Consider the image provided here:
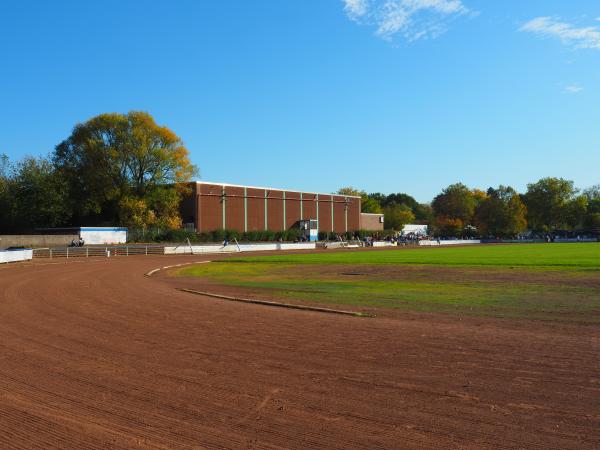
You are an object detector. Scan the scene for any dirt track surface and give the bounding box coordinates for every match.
[1,254,600,449]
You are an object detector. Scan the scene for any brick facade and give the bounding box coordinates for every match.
[180,182,361,234]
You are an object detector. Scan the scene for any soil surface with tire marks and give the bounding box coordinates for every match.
[1,253,599,449]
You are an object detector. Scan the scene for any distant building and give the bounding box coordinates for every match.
[402,224,428,236]
[37,227,128,245]
[180,181,362,234]
[359,213,385,231]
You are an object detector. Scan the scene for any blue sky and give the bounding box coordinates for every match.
[1,0,598,202]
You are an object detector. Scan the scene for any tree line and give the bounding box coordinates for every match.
[2,111,598,238]
[339,180,600,237]
[0,112,197,233]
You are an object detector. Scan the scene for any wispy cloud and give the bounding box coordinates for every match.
[344,0,369,20]
[520,16,600,50]
[564,84,584,94]
[342,0,472,42]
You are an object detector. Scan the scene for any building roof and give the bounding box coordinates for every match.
[194,181,362,199]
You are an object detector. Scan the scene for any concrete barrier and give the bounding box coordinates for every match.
[0,249,33,264]
[419,240,481,246]
[372,241,395,248]
[0,235,78,248]
[164,242,316,255]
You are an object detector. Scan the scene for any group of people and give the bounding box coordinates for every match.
[69,238,85,247]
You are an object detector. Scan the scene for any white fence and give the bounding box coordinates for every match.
[32,245,165,259]
[30,242,316,259]
[0,249,33,264]
[164,242,316,255]
[419,240,481,246]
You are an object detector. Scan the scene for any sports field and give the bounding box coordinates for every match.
[2,249,600,448]
[177,243,600,323]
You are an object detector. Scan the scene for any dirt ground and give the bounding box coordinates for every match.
[1,253,599,449]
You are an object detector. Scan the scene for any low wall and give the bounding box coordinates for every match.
[419,240,481,246]
[0,235,79,248]
[372,241,395,248]
[164,242,317,255]
[0,249,33,264]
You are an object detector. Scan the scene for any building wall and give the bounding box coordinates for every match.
[267,191,284,231]
[182,182,362,234]
[360,213,385,231]
[246,188,265,231]
[198,183,223,231]
[225,186,245,231]
[0,234,79,248]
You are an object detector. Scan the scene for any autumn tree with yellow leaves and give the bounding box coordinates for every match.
[53,111,197,229]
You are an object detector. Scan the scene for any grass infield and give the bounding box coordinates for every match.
[227,243,600,268]
[176,244,600,323]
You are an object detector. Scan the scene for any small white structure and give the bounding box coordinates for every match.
[402,224,428,236]
[79,227,128,245]
[419,239,481,246]
[0,249,33,264]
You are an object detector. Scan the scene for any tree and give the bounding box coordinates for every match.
[384,204,415,231]
[565,195,588,230]
[431,183,477,236]
[384,193,418,210]
[0,155,70,231]
[361,196,383,214]
[368,192,387,207]
[413,203,434,224]
[337,187,382,214]
[0,153,9,177]
[54,111,197,226]
[0,154,14,231]
[9,157,70,230]
[474,186,527,237]
[582,186,600,231]
[433,216,464,237]
[337,187,361,197]
[374,192,433,223]
[523,178,578,231]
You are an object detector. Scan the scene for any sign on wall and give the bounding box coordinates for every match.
[79,227,128,245]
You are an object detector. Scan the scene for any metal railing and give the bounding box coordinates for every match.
[32,245,166,259]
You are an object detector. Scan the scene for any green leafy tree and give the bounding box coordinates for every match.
[362,196,383,214]
[431,183,477,235]
[1,154,71,232]
[368,192,387,206]
[54,111,198,227]
[371,191,432,223]
[474,186,527,237]
[384,203,415,231]
[565,195,588,230]
[523,178,579,231]
[413,203,434,224]
[337,187,382,214]
[2,157,70,231]
[581,186,600,231]
[384,193,418,210]
[0,154,14,231]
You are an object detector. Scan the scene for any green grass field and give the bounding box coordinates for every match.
[227,243,600,268]
[176,244,600,323]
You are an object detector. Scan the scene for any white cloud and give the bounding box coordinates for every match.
[520,16,600,50]
[342,0,471,42]
[344,0,369,20]
[565,84,584,94]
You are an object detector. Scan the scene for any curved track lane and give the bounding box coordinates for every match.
[1,255,599,449]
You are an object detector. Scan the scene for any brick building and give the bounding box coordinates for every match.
[180,181,370,234]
